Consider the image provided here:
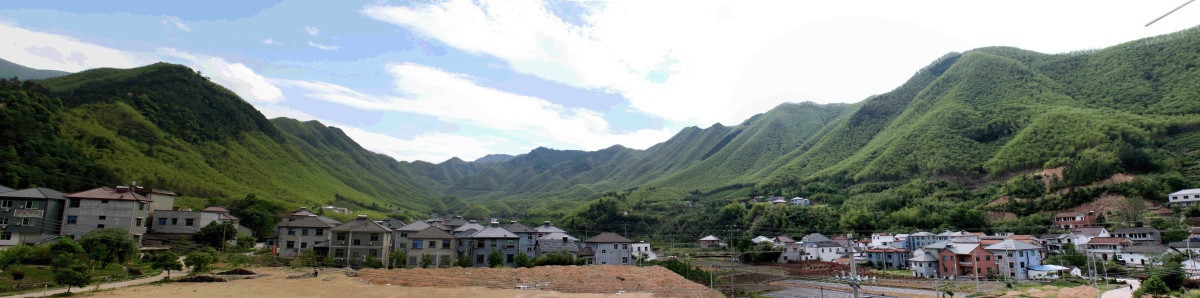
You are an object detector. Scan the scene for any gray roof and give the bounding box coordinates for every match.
[584,232,633,243]
[1072,227,1108,237]
[454,222,485,233]
[0,188,66,200]
[0,185,13,193]
[813,242,844,248]
[922,240,951,250]
[454,229,479,238]
[1122,244,1171,254]
[944,243,980,255]
[699,235,719,241]
[1111,227,1160,234]
[395,220,432,232]
[801,233,831,243]
[444,216,468,227]
[538,232,579,242]
[379,218,407,229]
[471,224,519,239]
[502,221,536,234]
[908,252,938,262]
[910,231,935,237]
[985,239,1041,251]
[1169,241,1200,249]
[534,222,566,234]
[278,216,336,229]
[331,216,392,233]
[409,226,455,239]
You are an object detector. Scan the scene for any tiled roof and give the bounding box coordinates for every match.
[1086,237,1129,245]
[538,232,578,242]
[774,236,796,243]
[395,220,432,232]
[409,226,455,239]
[316,216,341,225]
[985,239,1041,251]
[502,221,536,234]
[534,221,566,234]
[471,223,519,239]
[578,246,595,256]
[1072,227,1108,237]
[1054,211,1085,218]
[1170,188,1200,196]
[444,216,468,227]
[0,187,66,200]
[908,252,937,262]
[0,185,14,193]
[1190,227,1200,234]
[332,216,392,233]
[1168,241,1200,249]
[584,232,633,243]
[66,187,151,202]
[1111,227,1160,234]
[910,231,934,237]
[699,235,719,241]
[943,243,980,255]
[380,218,406,229]
[201,206,230,213]
[866,247,909,253]
[133,186,177,196]
[278,216,336,228]
[1122,244,1169,254]
[454,222,485,233]
[801,233,831,243]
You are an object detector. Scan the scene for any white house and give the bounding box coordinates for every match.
[1117,244,1172,267]
[1084,237,1132,261]
[1065,227,1110,252]
[1184,258,1200,278]
[1169,188,1200,207]
[870,233,895,248]
[777,242,803,263]
[808,241,849,262]
[985,239,1041,280]
[790,197,810,206]
[631,241,656,261]
[1028,265,1071,279]
[583,232,635,265]
[751,235,773,244]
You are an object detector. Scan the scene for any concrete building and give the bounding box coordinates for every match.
[870,233,896,248]
[406,226,457,267]
[536,232,581,256]
[502,221,537,256]
[391,220,431,251]
[467,221,520,267]
[632,241,656,261]
[985,239,1041,280]
[0,188,67,246]
[905,232,937,252]
[151,207,239,234]
[62,186,152,242]
[909,250,940,278]
[1110,227,1161,244]
[1169,188,1200,207]
[1084,237,1132,262]
[328,215,392,266]
[132,186,176,211]
[699,235,720,248]
[865,247,909,269]
[276,216,335,257]
[938,243,995,279]
[1117,244,1171,267]
[1053,211,1097,229]
[533,221,566,237]
[583,232,634,265]
[1064,227,1110,252]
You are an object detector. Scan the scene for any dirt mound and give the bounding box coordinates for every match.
[356,265,720,297]
[217,268,257,275]
[178,275,227,283]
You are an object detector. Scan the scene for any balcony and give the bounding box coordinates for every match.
[958,261,974,267]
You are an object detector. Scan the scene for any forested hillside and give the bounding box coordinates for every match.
[3,27,1200,241]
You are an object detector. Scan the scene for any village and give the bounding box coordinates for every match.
[0,183,1199,296]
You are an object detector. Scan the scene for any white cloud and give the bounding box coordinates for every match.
[280,62,675,152]
[0,23,146,72]
[304,26,320,36]
[340,127,494,162]
[157,48,285,103]
[363,0,1200,126]
[307,40,339,50]
[162,16,192,32]
[261,38,283,46]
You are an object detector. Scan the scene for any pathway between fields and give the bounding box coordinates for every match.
[2,258,189,298]
[1100,278,1140,298]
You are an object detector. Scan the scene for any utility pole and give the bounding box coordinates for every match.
[847,234,860,298]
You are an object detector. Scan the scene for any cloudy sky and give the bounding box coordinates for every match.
[1,1,1197,162]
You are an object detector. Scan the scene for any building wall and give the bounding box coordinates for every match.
[328,232,390,264]
[151,211,221,234]
[514,232,537,256]
[585,242,633,265]
[467,238,520,267]
[0,198,64,239]
[536,237,580,256]
[867,252,908,269]
[276,227,331,257]
[910,260,939,278]
[992,249,1040,280]
[146,193,175,211]
[62,200,149,240]
[406,238,457,267]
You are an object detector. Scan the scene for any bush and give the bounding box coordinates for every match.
[363,255,383,269]
[177,275,226,283]
[184,251,215,272]
[216,268,256,275]
[533,252,586,266]
[487,250,504,268]
[513,252,533,268]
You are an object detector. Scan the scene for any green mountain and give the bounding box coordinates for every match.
[1,63,464,216]
[0,58,68,80]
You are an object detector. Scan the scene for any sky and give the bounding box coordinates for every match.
[1,1,1198,163]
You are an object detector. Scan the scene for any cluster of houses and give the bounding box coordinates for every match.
[273,211,657,267]
[701,223,1200,281]
[0,184,247,248]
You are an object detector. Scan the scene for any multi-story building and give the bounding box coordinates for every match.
[0,187,67,246]
[502,221,537,256]
[151,207,238,234]
[583,232,634,265]
[467,221,520,267]
[865,247,909,269]
[1053,211,1097,229]
[132,186,176,211]
[905,232,937,252]
[276,215,335,257]
[1169,188,1200,207]
[328,215,392,266]
[908,249,940,278]
[1110,227,1161,244]
[937,243,995,279]
[391,220,431,251]
[62,186,152,242]
[533,221,566,237]
[535,232,580,256]
[985,239,1041,280]
[1084,237,1132,262]
[406,226,457,267]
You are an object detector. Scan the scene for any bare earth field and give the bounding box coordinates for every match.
[90,266,721,298]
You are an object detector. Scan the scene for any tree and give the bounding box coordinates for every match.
[363,255,383,269]
[150,252,182,279]
[388,250,407,269]
[79,228,139,268]
[193,222,238,249]
[513,252,532,268]
[53,263,92,293]
[487,249,504,268]
[455,253,472,268]
[463,205,490,220]
[420,254,434,268]
[230,194,282,238]
[1140,275,1170,297]
[48,238,84,258]
[0,244,32,270]
[1159,261,1186,290]
[438,256,452,268]
[184,251,214,272]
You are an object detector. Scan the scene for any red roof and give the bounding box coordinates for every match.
[1087,237,1130,245]
[866,247,909,253]
[66,187,151,202]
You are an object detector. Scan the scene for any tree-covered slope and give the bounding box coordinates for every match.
[0,58,68,80]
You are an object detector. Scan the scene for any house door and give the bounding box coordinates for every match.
[1102,254,1108,261]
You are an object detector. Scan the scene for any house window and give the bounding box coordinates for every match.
[98,215,106,221]
[476,255,485,263]
[506,239,515,248]
[334,249,345,257]
[316,229,324,236]
[623,257,629,264]
[506,254,514,263]
[67,216,78,224]
[353,239,361,246]
[429,241,436,249]
[158,218,166,225]
[288,229,296,235]
[68,200,79,208]
[613,244,618,249]
[370,234,380,242]
[171,218,178,225]
[101,200,108,204]
[286,241,295,248]
[337,233,347,240]
[23,201,35,209]
[1,200,10,208]
[137,203,145,210]
[20,218,30,226]
[622,244,628,249]
[0,233,9,241]
[369,249,378,256]
[135,218,143,226]
[442,240,451,249]
[0,218,6,224]
[97,224,105,228]
[985,255,990,261]
[184,219,194,226]
[301,229,309,236]
[413,240,422,249]
[477,240,484,248]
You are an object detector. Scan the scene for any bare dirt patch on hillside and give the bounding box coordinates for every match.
[1061,193,1150,215]
[357,265,721,297]
[986,210,1018,221]
[92,267,666,298]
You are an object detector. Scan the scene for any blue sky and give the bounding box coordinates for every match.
[1,1,1198,162]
